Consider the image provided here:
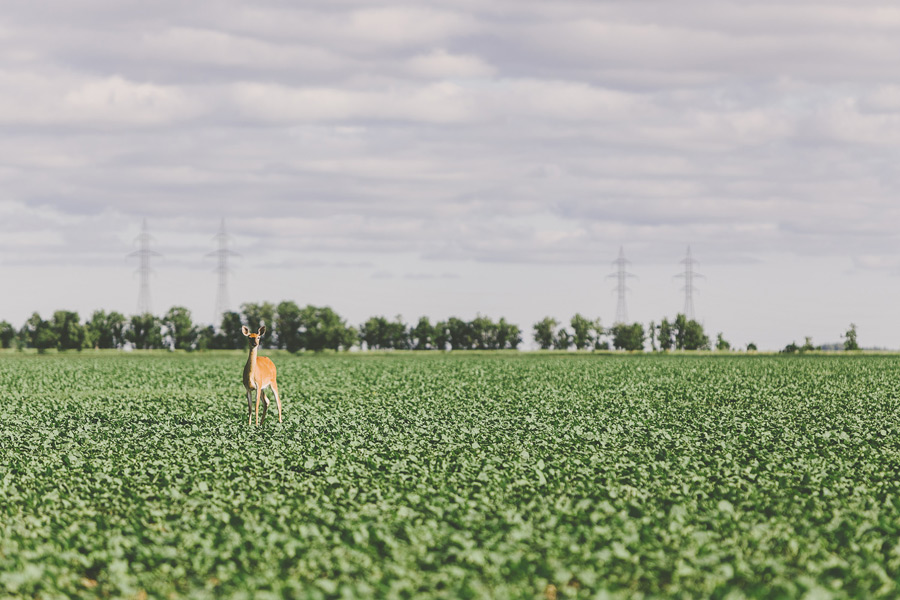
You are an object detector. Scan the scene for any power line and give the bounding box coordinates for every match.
[128,219,160,315]
[208,218,239,326]
[608,246,636,324]
[675,245,703,320]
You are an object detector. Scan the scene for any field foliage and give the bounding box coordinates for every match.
[2,352,900,598]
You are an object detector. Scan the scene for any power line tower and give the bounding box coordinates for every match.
[128,219,160,315]
[676,245,703,320]
[209,218,238,327]
[608,246,635,324]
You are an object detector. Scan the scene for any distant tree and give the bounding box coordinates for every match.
[747,342,758,352]
[298,305,356,352]
[570,314,594,350]
[361,315,405,351]
[553,327,573,350]
[83,320,99,349]
[275,301,303,352]
[195,325,217,351]
[671,314,709,351]
[800,336,815,353]
[241,302,276,348]
[217,311,246,349]
[85,310,127,349]
[384,315,409,350]
[591,319,606,350]
[21,312,57,353]
[682,320,710,351]
[533,317,558,350]
[126,313,164,349]
[410,316,434,350]
[715,332,731,352]
[497,318,522,350]
[611,322,645,351]
[648,320,657,352]
[658,318,673,351]
[782,341,800,354]
[447,317,473,350]
[470,315,499,350]
[673,314,688,350]
[433,320,450,351]
[342,325,359,351]
[843,323,859,351]
[51,311,86,351]
[163,306,198,350]
[341,324,359,351]
[0,321,17,349]
[360,316,390,350]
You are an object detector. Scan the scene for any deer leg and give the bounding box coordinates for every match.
[255,387,262,426]
[272,381,282,423]
[260,389,270,425]
[246,389,253,426]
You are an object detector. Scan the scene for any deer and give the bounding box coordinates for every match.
[242,325,282,426]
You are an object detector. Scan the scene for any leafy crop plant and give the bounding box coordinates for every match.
[2,352,900,598]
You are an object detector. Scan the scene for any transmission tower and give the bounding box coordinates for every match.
[675,245,703,320]
[208,218,239,326]
[128,219,160,315]
[608,246,635,324]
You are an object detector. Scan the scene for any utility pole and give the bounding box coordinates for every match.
[608,246,635,324]
[676,245,703,320]
[209,218,238,327]
[128,219,159,315]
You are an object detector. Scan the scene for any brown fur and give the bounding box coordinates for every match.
[242,325,282,425]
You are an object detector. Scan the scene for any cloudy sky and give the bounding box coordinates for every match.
[2,0,900,350]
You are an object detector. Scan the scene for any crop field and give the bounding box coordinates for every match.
[3,352,900,599]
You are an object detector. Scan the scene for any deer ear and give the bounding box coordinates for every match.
[241,326,250,336]
[258,325,266,336]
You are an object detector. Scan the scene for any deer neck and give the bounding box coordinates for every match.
[245,345,259,380]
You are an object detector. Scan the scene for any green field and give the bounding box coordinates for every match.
[2,352,900,599]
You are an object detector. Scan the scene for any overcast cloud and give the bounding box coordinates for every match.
[2,1,900,349]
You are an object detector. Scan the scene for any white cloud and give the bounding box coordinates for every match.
[63,76,199,124]
[201,5,481,53]
[343,7,480,48]
[859,85,900,113]
[0,71,199,126]
[406,49,495,79]
[139,27,348,72]
[230,81,475,123]
[853,254,900,272]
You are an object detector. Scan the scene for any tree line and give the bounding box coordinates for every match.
[533,315,861,353]
[532,313,713,351]
[0,303,524,353]
[0,303,861,353]
[0,304,711,353]
[780,324,859,353]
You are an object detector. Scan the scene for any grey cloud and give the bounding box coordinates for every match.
[403,272,460,280]
[255,259,374,269]
[2,0,900,273]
